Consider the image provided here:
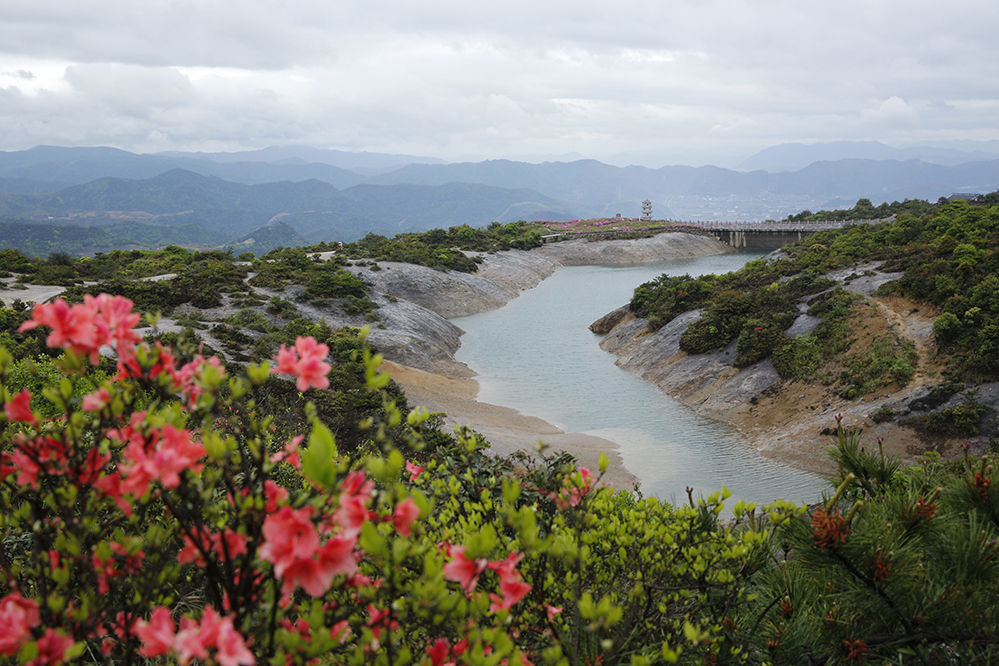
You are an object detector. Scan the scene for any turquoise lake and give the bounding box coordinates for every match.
[452,252,830,506]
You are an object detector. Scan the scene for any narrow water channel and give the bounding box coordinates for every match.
[452,252,830,506]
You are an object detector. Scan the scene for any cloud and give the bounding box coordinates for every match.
[862,96,920,128]
[0,0,998,164]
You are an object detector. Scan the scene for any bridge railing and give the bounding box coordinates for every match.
[537,217,894,242]
[694,218,893,232]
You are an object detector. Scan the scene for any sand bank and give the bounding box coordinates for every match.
[381,360,639,490]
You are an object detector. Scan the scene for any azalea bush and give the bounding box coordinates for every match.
[6,294,999,666]
[1,294,799,666]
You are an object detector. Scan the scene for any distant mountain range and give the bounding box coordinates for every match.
[1,143,999,256]
[737,140,999,172]
[0,167,567,255]
[154,145,447,175]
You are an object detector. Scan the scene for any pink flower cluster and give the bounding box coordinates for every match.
[273,337,331,391]
[259,505,357,597]
[552,467,594,510]
[256,471,424,598]
[0,593,40,657]
[19,294,140,364]
[178,528,248,567]
[147,344,227,405]
[443,547,532,613]
[135,606,254,666]
[1,292,536,664]
[109,418,206,498]
[0,593,73,666]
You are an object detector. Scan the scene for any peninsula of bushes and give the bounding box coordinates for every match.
[629,195,999,423]
[2,198,999,664]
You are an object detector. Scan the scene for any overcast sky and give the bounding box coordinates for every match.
[1,0,998,167]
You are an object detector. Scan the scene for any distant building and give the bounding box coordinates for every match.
[946,193,982,203]
[641,199,652,221]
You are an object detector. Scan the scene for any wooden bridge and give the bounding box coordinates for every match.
[542,218,893,252]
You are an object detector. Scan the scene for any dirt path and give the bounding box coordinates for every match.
[868,295,940,385]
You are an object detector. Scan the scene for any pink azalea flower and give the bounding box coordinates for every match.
[82,385,112,412]
[9,448,42,488]
[546,604,563,622]
[4,390,37,426]
[20,294,140,365]
[260,506,321,579]
[260,505,356,597]
[119,424,205,496]
[215,619,255,666]
[443,546,489,593]
[392,498,421,538]
[269,435,303,469]
[155,425,206,488]
[87,293,141,351]
[93,472,132,516]
[274,344,299,376]
[174,618,209,666]
[335,471,374,538]
[487,551,523,578]
[489,575,532,613]
[270,336,331,391]
[196,607,224,652]
[264,480,288,513]
[135,607,176,658]
[177,533,206,566]
[330,620,351,643]
[553,467,594,510]
[427,638,451,666]
[405,460,424,481]
[20,299,99,360]
[30,629,76,666]
[0,593,40,657]
[292,336,331,391]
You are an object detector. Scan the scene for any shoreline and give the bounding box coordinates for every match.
[382,359,640,490]
[368,234,748,491]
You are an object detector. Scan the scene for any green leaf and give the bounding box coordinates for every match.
[301,422,338,490]
[247,361,270,385]
[63,642,86,661]
[359,522,389,560]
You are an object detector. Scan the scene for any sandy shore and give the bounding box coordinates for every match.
[381,360,640,490]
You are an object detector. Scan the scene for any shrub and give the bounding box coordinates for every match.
[1,295,792,666]
[734,319,785,367]
[305,268,367,300]
[933,311,962,346]
[772,333,821,379]
[224,308,271,333]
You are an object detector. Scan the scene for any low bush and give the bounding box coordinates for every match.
[7,296,999,666]
[0,294,791,666]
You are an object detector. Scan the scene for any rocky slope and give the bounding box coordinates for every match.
[596,262,998,474]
